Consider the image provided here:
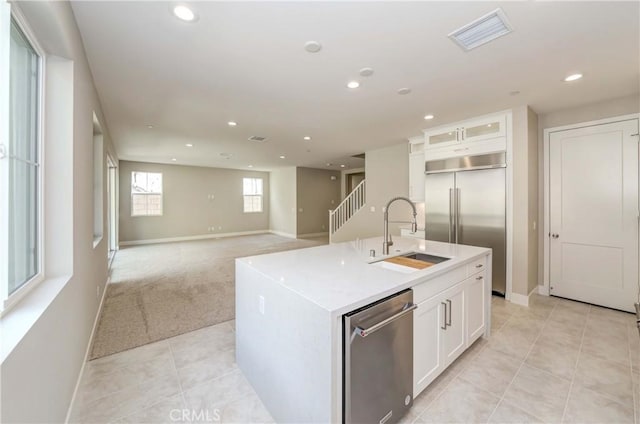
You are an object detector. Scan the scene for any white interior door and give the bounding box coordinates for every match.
[549,119,639,312]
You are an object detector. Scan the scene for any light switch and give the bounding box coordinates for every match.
[370,206,375,212]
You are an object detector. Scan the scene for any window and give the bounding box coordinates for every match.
[131,172,163,216]
[93,113,103,243]
[243,178,263,213]
[5,17,42,297]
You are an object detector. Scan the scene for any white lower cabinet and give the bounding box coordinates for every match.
[413,295,444,395]
[440,282,466,365]
[413,259,488,397]
[465,271,486,342]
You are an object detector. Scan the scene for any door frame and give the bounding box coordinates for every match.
[542,113,640,296]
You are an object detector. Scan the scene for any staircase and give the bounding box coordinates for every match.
[329,180,365,243]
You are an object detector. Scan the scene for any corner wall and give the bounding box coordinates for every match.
[331,143,410,243]
[269,167,297,237]
[296,167,340,236]
[118,161,270,243]
[511,105,539,298]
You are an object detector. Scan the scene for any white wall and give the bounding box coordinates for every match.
[296,167,341,236]
[511,106,539,297]
[332,143,410,244]
[269,167,297,237]
[1,2,117,422]
[536,94,640,290]
[119,160,270,242]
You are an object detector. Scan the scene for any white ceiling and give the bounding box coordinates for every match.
[70,1,639,171]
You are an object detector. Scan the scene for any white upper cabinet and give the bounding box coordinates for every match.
[408,136,425,202]
[423,113,508,155]
[460,115,506,143]
[426,129,459,148]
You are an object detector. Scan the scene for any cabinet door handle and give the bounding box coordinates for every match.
[441,302,447,330]
[476,276,483,280]
[446,299,452,326]
[475,264,483,268]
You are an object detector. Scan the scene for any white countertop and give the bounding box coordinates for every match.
[237,236,491,317]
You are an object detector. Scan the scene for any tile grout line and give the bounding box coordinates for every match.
[71,341,175,419]
[558,304,590,424]
[413,299,521,424]
[167,340,188,411]
[484,298,557,423]
[411,339,492,423]
[630,322,638,424]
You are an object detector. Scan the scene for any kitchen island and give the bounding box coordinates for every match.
[235,236,492,423]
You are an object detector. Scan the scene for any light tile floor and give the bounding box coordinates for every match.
[69,295,639,423]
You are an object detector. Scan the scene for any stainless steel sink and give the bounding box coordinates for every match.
[370,252,450,274]
[399,252,450,264]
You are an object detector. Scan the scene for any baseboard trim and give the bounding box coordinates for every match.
[65,275,110,423]
[509,292,529,307]
[510,286,538,307]
[119,230,270,246]
[297,232,328,238]
[538,285,549,296]
[268,230,297,239]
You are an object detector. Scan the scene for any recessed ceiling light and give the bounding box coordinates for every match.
[359,67,374,77]
[564,73,583,82]
[248,165,253,168]
[304,41,322,53]
[340,164,346,168]
[279,155,286,159]
[185,143,193,147]
[171,158,177,161]
[346,81,360,89]
[303,136,311,141]
[173,5,196,22]
[228,121,237,126]
[147,125,153,129]
[326,163,332,166]
[397,88,411,95]
[424,114,435,120]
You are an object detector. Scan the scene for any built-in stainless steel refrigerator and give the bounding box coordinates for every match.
[424,153,507,295]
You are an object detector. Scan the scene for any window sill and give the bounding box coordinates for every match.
[0,275,71,363]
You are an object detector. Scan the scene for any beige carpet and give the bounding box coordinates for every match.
[89,233,327,359]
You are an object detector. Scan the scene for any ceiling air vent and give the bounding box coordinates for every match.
[448,8,513,51]
[248,136,267,143]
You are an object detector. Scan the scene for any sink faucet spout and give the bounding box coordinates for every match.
[382,196,417,255]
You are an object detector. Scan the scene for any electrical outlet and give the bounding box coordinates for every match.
[370,206,375,212]
[218,226,222,230]
[533,221,537,230]
[259,295,265,315]
[96,285,100,299]
[321,224,325,230]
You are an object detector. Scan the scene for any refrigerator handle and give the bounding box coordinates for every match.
[448,188,454,243]
[455,188,461,244]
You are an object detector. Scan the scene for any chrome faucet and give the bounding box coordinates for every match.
[383,197,418,255]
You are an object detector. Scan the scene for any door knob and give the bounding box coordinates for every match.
[552,234,559,239]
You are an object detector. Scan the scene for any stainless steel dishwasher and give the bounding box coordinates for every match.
[343,289,416,424]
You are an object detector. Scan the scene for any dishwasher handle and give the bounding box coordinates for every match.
[354,303,418,338]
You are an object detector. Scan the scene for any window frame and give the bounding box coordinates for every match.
[0,5,46,311]
[242,177,263,214]
[130,171,163,217]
